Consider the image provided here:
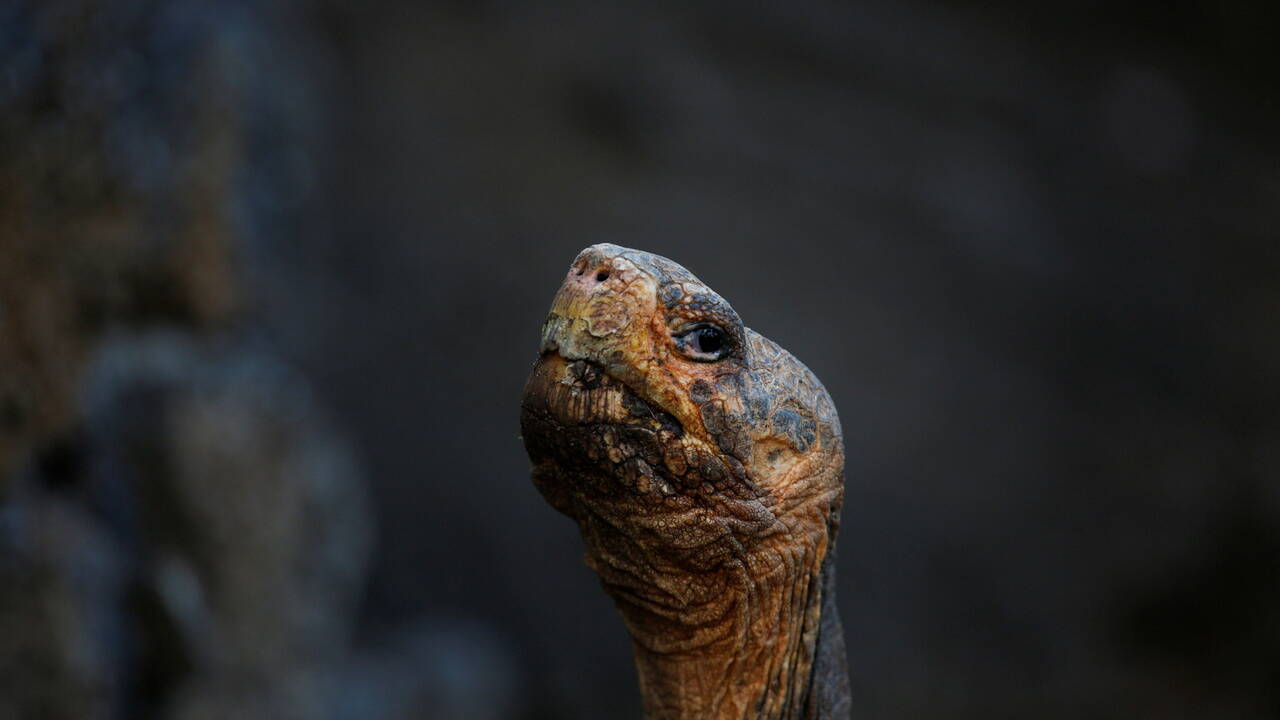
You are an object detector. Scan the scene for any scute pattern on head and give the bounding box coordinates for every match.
[521,244,848,720]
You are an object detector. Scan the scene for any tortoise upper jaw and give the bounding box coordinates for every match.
[537,247,658,364]
[538,313,566,355]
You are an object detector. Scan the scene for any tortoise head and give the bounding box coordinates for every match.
[522,242,843,569]
[520,243,848,719]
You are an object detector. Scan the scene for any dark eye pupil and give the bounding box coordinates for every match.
[694,327,723,354]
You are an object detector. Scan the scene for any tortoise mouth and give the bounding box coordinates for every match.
[521,352,686,499]
[523,351,682,438]
[521,352,761,509]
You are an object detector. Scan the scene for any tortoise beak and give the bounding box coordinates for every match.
[538,245,647,360]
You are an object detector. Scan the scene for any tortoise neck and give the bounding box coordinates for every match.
[603,534,842,720]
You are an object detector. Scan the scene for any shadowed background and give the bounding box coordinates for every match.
[2,1,1279,718]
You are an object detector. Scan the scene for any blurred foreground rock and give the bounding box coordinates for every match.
[83,335,374,719]
[1,1,390,718]
[1,334,377,720]
[0,497,125,720]
[0,0,530,718]
[0,0,247,489]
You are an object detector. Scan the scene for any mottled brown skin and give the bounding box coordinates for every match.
[521,244,850,720]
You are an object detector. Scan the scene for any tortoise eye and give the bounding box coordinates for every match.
[675,324,729,362]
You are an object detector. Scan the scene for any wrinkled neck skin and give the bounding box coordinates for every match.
[612,477,845,720]
[529,443,844,720]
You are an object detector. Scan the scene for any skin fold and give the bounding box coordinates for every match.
[520,244,850,720]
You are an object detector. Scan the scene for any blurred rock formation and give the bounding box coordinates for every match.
[0,0,243,490]
[83,335,373,719]
[0,1,377,718]
[0,496,125,720]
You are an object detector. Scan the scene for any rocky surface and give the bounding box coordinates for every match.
[0,496,125,720]
[0,2,375,718]
[82,335,373,718]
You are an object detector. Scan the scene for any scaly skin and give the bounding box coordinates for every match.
[520,244,850,720]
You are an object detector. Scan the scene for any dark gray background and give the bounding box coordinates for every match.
[8,0,1279,718]
[245,1,1279,717]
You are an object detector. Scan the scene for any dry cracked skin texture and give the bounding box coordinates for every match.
[520,244,851,720]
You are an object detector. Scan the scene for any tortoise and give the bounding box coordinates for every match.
[521,244,849,719]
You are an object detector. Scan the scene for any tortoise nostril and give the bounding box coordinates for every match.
[596,270,610,282]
